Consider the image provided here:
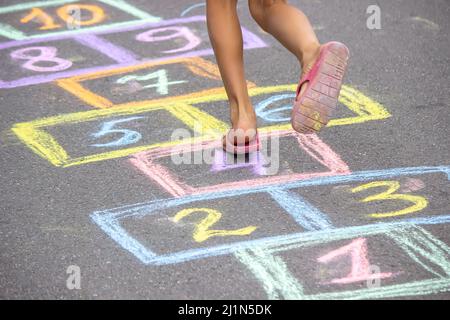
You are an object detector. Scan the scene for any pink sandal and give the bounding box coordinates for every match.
[222,129,260,154]
[292,41,350,133]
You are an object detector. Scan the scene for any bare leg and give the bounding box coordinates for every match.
[248,0,321,95]
[206,0,256,139]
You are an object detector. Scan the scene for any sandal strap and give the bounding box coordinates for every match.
[295,44,329,99]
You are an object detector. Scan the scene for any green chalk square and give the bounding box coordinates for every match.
[0,0,160,40]
[241,224,450,299]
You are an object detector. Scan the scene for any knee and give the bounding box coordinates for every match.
[248,0,287,26]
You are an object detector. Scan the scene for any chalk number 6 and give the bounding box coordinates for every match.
[351,180,428,218]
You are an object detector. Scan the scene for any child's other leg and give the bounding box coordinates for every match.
[206,0,256,136]
[249,0,349,133]
[248,0,321,96]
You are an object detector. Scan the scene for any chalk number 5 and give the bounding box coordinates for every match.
[351,180,428,218]
[90,117,144,148]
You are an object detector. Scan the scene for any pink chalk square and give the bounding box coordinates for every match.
[129,129,351,197]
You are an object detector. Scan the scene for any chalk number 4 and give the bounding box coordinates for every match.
[351,180,428,218]
[116,69,187,95]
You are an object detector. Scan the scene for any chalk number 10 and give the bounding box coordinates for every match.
[20,4,105,30]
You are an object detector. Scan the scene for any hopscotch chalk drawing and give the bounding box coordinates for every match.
[4,0,450,300]
[91,165,450,298]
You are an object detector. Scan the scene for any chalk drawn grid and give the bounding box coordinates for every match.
[0,15,267,88]
[90,165,450,298]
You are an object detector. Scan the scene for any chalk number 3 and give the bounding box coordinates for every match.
[351,180,428,218]
[173,208,257,243]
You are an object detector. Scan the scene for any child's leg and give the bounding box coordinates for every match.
[206,0,256,134]
[248,0,349,134]
[248,0,321,95]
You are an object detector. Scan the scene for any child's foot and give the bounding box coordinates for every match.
[223,128,260,154]
[292,41,350,133]
[222,108,259,154]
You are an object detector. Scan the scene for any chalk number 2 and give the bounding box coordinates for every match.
[351,180,428,218]
[173,208,257,243]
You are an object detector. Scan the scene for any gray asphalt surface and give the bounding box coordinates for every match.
[1,0,450,299]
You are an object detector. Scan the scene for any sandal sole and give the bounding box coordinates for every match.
[292,42,349,134]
